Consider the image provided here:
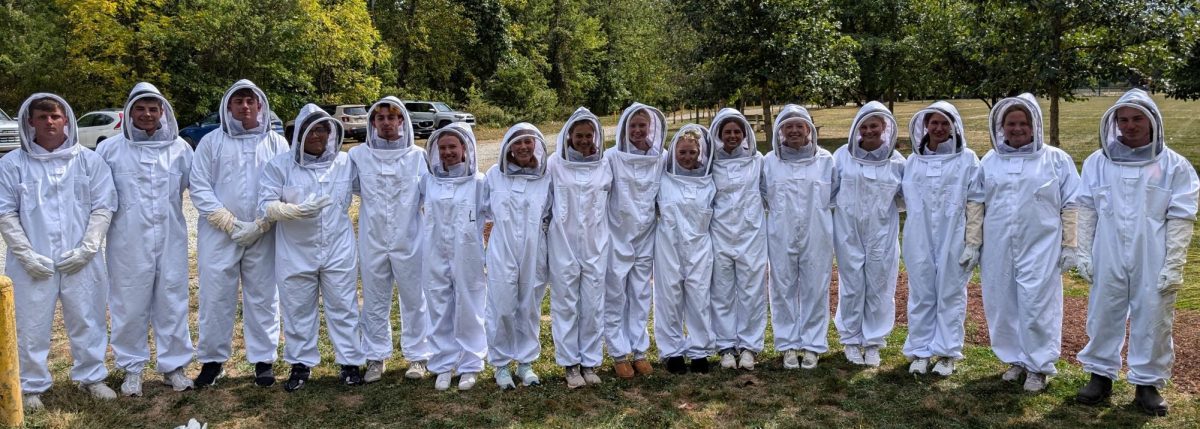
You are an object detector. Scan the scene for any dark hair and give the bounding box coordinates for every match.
[230,88,258,100]
[298,116,334,144]
[569,120,595,135]
[719,118,745,134]
[28,97,64,114]
[1002,105,1032,125]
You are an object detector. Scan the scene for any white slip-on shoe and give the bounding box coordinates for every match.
[434,372,452,391]
[364,360,385,383]
[908,358,929,375]
[83,382,117,400]
[163,368,194,392]
[1002,364,1024,382]
[121,372,143,397]
[864,347,882,367]
[844,346,865,365]
[1023,372,1048,392]
[406,361,428,380]
[516,363,540,386]
[783,350,800,369]
[931,358,955,376]
[458,372,477,390]
[738,350,756,370]
[801,351,819,369]
[720,351,737,369]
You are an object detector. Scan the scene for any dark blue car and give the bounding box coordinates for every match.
[181,111,286,148]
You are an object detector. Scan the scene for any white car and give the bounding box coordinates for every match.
[0,108,18,152]
[76,109,123,149]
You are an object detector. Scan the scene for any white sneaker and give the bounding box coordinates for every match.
[406,361,428,380]
[364,360,385,383]
[782,350,800,369]
[121,372,143,397]
[720,351,737,369]
[844,346,865,365]
[565,366,585,389]
[23,393,43,411]
[1023,372,1047,392]
[864,347,881,367]
[163,368,194,392]
[458,372,477,390]
[1002,365,1024,382]
[801,351,819,369]
[434,372,452,391]
[516,363,540,386]
[908,358,929,374]
[83,382,117,400]
[495,366,516,390]
[581,367,602,385]
[931,358,955,376]
[738,350,756,370]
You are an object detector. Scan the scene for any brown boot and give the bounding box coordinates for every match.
[632,358,652,375]
[614,361,635,379]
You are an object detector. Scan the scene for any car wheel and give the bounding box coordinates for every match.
[97,137,106,147]
[183,136,196,148]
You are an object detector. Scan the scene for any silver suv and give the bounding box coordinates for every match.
[0,108,19,152]
[401,101,475,139]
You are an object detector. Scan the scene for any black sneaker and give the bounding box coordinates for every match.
[690,357,710,374]
[254,362,276,387]
[284,364,311,393]
[341,365,364,386]
[665,356,687,375]
[193,362,224,388]
[1075,373,1112,405]
[1133,385,1168,416]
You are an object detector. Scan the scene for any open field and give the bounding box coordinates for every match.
[8,95,1200,428]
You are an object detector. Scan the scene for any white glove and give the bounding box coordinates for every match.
[265,195,332,221]
[959,202,984,269]
[1159,218,1194,295]
[0,213,55,279]
[55,209,112,275]
[1058,207,1079,270]
[958,246,981,270]
[1075,207,1097,284]
[1058,246,1078,271]
[206,208,238,236]
[231,219,271,247]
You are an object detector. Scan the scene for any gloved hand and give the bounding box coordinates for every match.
[959,201,984,269]
[1058,207,1079,270]
[1159,218,1194,295]
[207,208,238,235]
[231,218,272,247]
[1158,271,1182,295]
[958,246,981,269]
[55,209,112,275]
[265,195,332,221]
[0,213,56,279]
[1076,256,1093,284]
[1058,246,1078,270]
[1075,207,1097,284]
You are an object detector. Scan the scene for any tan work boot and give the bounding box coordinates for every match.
[614,360,635,379]
[632,358,652,375]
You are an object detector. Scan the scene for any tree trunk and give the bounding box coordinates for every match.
[760,78,772,145]
[1049,87,1060,147]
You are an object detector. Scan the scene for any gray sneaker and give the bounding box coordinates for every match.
[82,382,117,400]
[565,366,585,389]
[364,360,385,383]
[581,367,602,385]
[405,361,428,380]
[23,393,43,411]
[163,368,194,392]
[121,372,143,397]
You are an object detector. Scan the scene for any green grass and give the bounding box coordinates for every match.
[14,96,1200,428]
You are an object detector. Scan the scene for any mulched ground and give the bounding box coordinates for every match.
[828,270,1200,393]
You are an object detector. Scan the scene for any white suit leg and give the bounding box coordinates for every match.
[321,261,365,366]
[359,252,396,361]
[395,261,433,362]
[579,266,606,367]
[624,257,654,357]
[426,279,457,374]
[485,272,516,367]
[196,226,242,363]
[684,260,716,359]
[768,249,800,351]
[1127,269,1176,388]
[931,270,968,360]
[240,236,281,364]
[862,250,898,347]
[797,261,832,353]
[551,265,582,366]
[602,265,633,358]
[902,256,936,359]
[1077,263,1129,380]
[981,245,1023,367]
[109,265,155,372]
[152,267,196,374]
[1016,257,1063,375]
[735,253,768,353]
[834,264,866,347]
[710,254,738,351]
[455,283,487,374]
[517,280,548,364]
[653,260,686,358]
[61,270,110,385]
[14,276,59,393]
[279,269,321,367]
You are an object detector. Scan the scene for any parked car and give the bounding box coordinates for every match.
[180,111,286,148]
[76,109,123,149]
[284,104,369,142]
[401,101,475,139]
[0,108,19,152]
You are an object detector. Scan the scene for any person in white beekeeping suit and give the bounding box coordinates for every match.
[707,108,768,371]
[900,101,981,376]
[259,104,364,392]
[968,93,1080,392]
[603,103,666,379]
[548,108,613,389]
[764,104,838,371]
[0,94,119,410]
[420,124,487,391]
[654,124,717,375]
[349,97,433,383]
[1073,89,1199,416]
[97,82,196,396]
[833,101,905,368]
[481,124,553,390]
[190,80,289,388]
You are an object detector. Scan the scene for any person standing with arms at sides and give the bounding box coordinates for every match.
[481,124,553,390]
[349,97,433,383]
[190,80,289,388]
[98,82,196,396]
[604,103,667,378]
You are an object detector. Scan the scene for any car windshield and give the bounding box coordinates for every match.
[203,113,220,125]
[434,102,452,112]
[346,106,368,116]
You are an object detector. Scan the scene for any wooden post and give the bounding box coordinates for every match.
[0,276,23,426]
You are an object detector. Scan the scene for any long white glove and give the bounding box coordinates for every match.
[958,202,984,269]
[231,218,272,247]
[1159,218,1194,295]
[0,212,55,279]
[265,195,332,221]
[1058,207,1079,270]
[56,209,113,275]
[1075,206,1097,284]
[207,208,238,236]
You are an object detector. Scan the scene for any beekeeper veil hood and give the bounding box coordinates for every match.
[366,96,414,150]
[848,101,898,163]
[500,123,548,177]
[909,101,965,156]
[123,82,179,146]
[290,103,343,169]
[17,92,79,160]
[709,108,756,159]
[1098,88,1164,165]
[219,79,274,138]
[557,107,603,162]
[989,93,1044,156]
[665,124,713,177]
[773,104,817,161]
[427,122,477,178]
[616,103,666,155]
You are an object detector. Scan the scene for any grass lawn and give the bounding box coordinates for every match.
[13,95,1200,428]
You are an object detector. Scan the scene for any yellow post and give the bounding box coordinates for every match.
[0,276,23,427]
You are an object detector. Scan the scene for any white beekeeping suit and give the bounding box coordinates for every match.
[653,124,717,374]
[0,93,118,404]
[763,105,837,370]
[189,79,289,385]
[899,101,981,376]
[603,102,666,377]
[481,123,553,390]
[420,124,487,391]
[1074,89,1199,415]
[259,104,364,391]
[833,101,904,367]
[973,93,1080,392]
[97,82,196,395]
[349,97,432,381]
[707,108,768,370]
[548,107,612,388]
